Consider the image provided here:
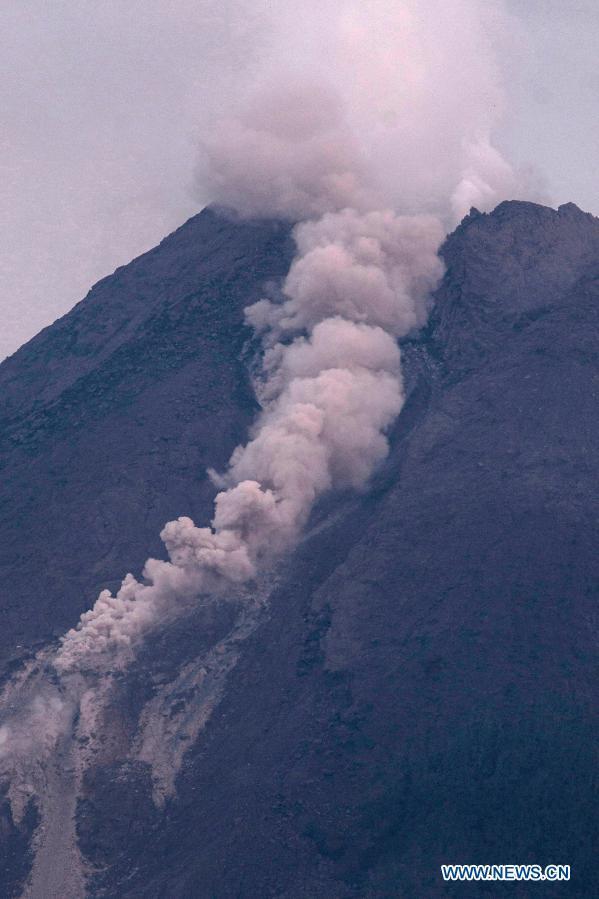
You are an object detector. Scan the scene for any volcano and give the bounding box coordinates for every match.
[0,200,597,897]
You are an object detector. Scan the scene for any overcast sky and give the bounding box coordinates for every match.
[2,0,599,361]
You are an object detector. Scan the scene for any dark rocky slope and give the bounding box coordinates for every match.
[0,209,294,663]
[0,201,597,897]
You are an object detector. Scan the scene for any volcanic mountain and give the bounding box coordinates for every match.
[0,200,597,897]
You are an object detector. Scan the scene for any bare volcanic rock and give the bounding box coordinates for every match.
[0,208,294,662]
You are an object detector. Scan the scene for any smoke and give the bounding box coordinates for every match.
[51,0,529,673]
[249,210,444,339]
[10,1,599,362]
[0,685,73,766]
[56,213,442,672]
[198,0,531,224]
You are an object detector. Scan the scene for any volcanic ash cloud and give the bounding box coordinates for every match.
[55,0,528,672]
[56,209,443,672]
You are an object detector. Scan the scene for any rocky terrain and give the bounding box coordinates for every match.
[0,200,597,896]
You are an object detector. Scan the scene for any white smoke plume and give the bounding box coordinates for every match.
[248,210,444,339]
[53,0,530,674]
[0,692,71,760]
[56,213,442,672]
[198,0,531,224]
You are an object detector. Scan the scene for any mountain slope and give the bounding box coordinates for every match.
[1,201,597,897]
[0,209,294,663]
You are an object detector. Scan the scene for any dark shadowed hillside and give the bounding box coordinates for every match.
[0,201,597,897]
[0,209,294,663]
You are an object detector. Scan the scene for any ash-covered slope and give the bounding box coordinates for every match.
[1,201,598,897]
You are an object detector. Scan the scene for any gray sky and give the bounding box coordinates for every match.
[1,0,598,361]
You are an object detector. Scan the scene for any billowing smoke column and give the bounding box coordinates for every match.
[196,0,530,223]
[56,211,443,672]
[55,0,529,673]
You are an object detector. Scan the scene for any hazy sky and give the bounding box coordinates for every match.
[1,0,598,361]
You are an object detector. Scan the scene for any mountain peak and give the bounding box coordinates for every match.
[432,199,599,371]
